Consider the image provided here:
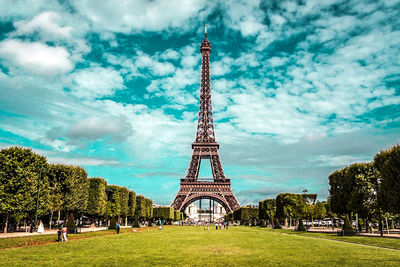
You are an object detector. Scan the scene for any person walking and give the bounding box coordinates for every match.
[57,225,62,242]
[116,222,121,234]
[61,225,68,242]
[215,222,218,230]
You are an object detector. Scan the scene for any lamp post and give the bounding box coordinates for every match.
[374,176,383,237]
[32,165,44,232]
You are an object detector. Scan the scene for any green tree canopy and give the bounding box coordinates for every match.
[135,195,146,219]
[259,199,275,222]
[153,207,174,220]
[0,147,49,218]
[374,144,400,213]
[86,177,107,217]
[119,186,130,219]
[275,193,305,220]
[128,190,136,218]
[61,165,89,214]
[106,185,121,218]
[328,163,376,218]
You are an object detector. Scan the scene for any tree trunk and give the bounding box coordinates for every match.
[49,211,53,230]
[284,218,287,227]
[385,217,390,234]
[392,219,395,231]
[57,210,61,226]
[365,218,369,233]
[91,216,95,228]
[125,217,128,226]
[3,213,9,234]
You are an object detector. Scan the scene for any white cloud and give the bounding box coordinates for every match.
[0,0,65,20]
[48,156,119,166]
[67,116,132,142]
[160,49,180,60]
[71,0,207,33]
[268,56,288,67]
[310,154,372,167]
[135,52,175,76]
[13,11,72,38]
[70,66,124,99]
[0,39,74,75]
[220,0,267,37]
[239,18,265,37]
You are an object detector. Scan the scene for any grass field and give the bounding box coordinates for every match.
[1,226,400,266]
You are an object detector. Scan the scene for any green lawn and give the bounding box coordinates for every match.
[1,226,400,266]
[276,228,400,250]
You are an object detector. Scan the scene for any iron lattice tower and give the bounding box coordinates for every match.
[171,26,240,213]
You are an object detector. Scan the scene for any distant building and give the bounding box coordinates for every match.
[184,202,226,222]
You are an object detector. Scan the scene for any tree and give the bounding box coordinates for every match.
[153,207,174,221]
[275,193,305,226]
[0,147,49,233]
[62,165,89,217]
[374,144,400,213]
[233,207,258,225]
[328,168,349,216]
[128,191,136,224]
[145,198,153,220]
[314,201,327,220]
[106,185,121,222]
[134,195,146,221]
[259,199,276,225]
[86,178,107,227]
[119,187,129,225]
[47,164,65,229]
[329,162,377,231]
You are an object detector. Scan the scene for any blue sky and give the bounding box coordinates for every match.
[0,0,399,205]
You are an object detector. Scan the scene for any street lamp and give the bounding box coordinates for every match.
[374,177,383,237]
[32,165,45,232]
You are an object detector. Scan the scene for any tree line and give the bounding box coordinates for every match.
[328,144,400,233]
[225,193,327,228]
[225,144,400,234]
[0,146,154,234]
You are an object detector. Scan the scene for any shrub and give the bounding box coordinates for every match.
[109,217,116,230]
[132,219,139,228]
[273,218,282,229]
[297,219,306,231]
[341,215,355,236]
[66,213,77,233]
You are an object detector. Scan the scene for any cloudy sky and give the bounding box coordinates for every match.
[0,0,399,205]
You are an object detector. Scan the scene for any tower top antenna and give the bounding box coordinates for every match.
[204,24,207,39]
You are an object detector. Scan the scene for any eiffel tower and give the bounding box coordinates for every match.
[171,26,240,213]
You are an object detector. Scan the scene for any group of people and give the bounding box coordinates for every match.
[215,221,228,230]
[202,221,229,230]
[57,226,68,242]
